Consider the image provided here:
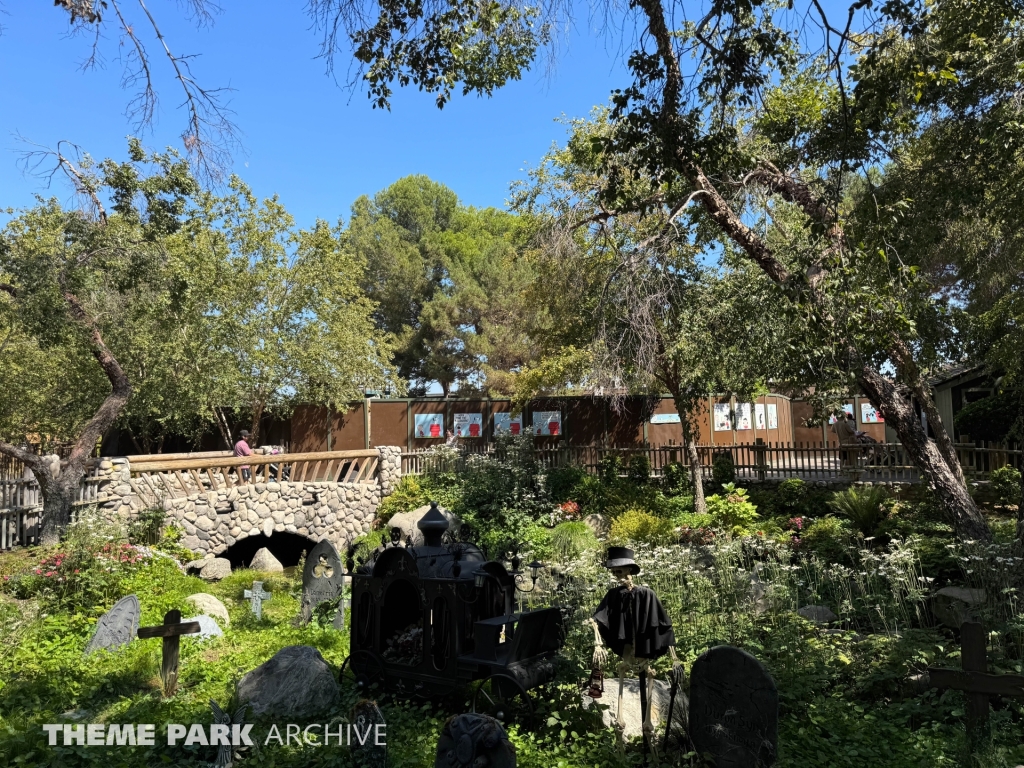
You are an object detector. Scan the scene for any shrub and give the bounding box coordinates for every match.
[551,521,600,561]
[828,485,890,537]
[609,509,676,546]
[573,474,605,513]
[546,464,587,503]
[799,516,853,563]
[627,453,651,485]
[705,483,760,534]
[127,507,166,545]
[661,461,691,496]
[711,452,736,486]
[990,466,1022,508]
[777,478,807,511]
[599,453,623,484]
[376,475,429,524]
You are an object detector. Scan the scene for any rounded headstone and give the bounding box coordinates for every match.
[84,595,140,655]
[236,645,340,718]
[932,587,986,628]
[186,593,230,626]
[199,558,232,581]
[184,614,224,640]
[300,539,344,624]
[435,714,515,768]
[249,547,284,573]
[797,605,838,624]
[689,645,778,768]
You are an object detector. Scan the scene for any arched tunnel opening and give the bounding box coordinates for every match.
[222,532,319,570]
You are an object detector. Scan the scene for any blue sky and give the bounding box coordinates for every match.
[1,3,634,226]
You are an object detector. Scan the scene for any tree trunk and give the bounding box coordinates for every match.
[38,476,79,547]
[683,423,707,515]
[858,365,991,541]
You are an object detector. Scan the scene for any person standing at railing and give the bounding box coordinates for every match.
[832,411,858,468]
[234,430,254,481]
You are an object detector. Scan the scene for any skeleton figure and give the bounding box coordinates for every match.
[591,546,681,756]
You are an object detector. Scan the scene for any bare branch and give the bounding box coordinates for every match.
[15,138,107,224]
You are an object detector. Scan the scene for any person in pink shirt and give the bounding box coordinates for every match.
[234,429,254,481]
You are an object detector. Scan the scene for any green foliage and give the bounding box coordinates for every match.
[661,461,691,496]
[711,452,737,487]
[545,464,587,504]
[626,453,651,485]
[828,485,891,538]
[598,453,622,484]
[550,521,599,561]
[990,466,1022,508]
[799,516,853,564]
[126,507,166,546]
[376,474,429,524]
[608,509,676,547]
[705,483,760,534]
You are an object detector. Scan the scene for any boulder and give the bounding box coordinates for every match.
[236,645,340,718]
[185,559,207,574]
[932,587,986,628]
[249,547,284,573]
[584,514,609,538]
[581,677,687,742]
[199,558,232,581]
[388,504,461,547]
[184,615,223,641]
[797,605,838,624]
[186,593,230,626]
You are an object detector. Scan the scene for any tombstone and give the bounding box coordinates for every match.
[350,699,387,768]
[138,609,201,696]
[435,713,516,768]
[300,539,344,626]
[689,645,778,768]
[84,595,141,655]
[183,615,223,641]
[244,581,272,621]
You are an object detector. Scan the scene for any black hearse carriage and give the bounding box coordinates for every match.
[340,502,564,718]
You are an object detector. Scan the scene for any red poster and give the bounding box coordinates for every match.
[430,423,441,437]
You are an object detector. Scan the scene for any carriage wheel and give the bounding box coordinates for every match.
[339,650,385,693]
[471,673,534,723]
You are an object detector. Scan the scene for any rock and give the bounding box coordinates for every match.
[435,714,515,768]
[932,587,986,628]
[186,593,230,626]
[184,615,223,641]
[199,558,232,581]
[797,605,838,624]
[388,504,461,547]
[584,513,609,538]
[236,645,340,718]
[581,677,687,742]
[249,547,284,573]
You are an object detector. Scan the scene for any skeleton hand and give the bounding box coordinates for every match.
[592,645,607,667]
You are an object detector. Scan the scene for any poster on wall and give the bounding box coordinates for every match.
[532,411,562,436]
[828,404,855,424]
[453,413,483,437]
[735,403,753,431]
[755,404,766,430]
[414,413,444,438]
[861,403,884,424]
[767,403,779,430]
[493,413,523,435]
[713,403,732,432]
[650,413,681,424]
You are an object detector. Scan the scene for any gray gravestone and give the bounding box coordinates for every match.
[84,595,141,654]
[183,615,224,640]
[300,540,344,625]
[244,581,272,620]
[689,645,778,768]
[435,713,515,768]
[351,700,387,768]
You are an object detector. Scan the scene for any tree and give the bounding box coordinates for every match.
[315,0,1017,541]
[0,142,196,543]
[348,176,542,395]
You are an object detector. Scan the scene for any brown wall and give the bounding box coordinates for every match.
[791,397,887,445]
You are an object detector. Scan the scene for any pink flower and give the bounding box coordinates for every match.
[45,571,55,577]
[74,569,80,574]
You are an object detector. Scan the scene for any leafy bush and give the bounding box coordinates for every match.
[550,521,599,561]
[572,474,605,513]
[376,474,429,523]
[799,516,853,563]
[953,391,1018,442]
[609,509,676,546]
[661,461,691,496]
[705,483,760,534]
[127,507,166,545]
[598,453,623,483]
[627,453,651,484]
[828,485,890,537]
[990,466,1022,507]
[545,464,587,503]
[711,452,736,486]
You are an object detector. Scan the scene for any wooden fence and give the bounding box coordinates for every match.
[402,440,1023,483]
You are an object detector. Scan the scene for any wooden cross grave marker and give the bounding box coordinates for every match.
[138,609,201,697]
[244,581,271,620]
[927,621,1024,746]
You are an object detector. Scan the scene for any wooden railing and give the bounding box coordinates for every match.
[127,449,381,506]
[402,441,1023,484]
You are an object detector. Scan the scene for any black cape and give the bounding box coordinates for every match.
[593,585,675,660]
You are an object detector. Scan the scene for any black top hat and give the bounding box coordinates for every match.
[603,546,640,574]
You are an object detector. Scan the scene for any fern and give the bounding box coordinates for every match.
[827,485,890,537]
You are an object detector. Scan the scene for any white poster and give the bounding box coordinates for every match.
[493,413,523,435]
[767,403,779,430]
[414,413,444,439]
[650,413,681,424]
[828,404,855,425]
[861,402,884,424]
[453,412,483,437]
[735,403,753,431]
[755,404,766,430]
[532,411,562,436]
[713,403,732,432]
